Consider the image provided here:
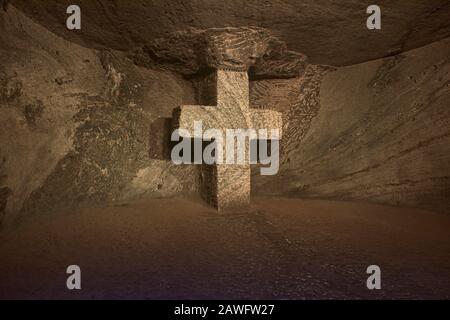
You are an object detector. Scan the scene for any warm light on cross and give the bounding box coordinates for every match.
[173,69,282,210]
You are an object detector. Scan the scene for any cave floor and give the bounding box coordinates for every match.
[1,196,449,299]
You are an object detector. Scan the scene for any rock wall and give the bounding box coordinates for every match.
[0,7,199,226]
[1,5,449,227]
[254,38,450,214]
[1,7,328,226]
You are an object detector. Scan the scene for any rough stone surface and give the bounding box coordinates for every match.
[131,27,308,78]
[1,0,450,301]
[0,6,102,225]
[254,38,450,214]
[250,64,334,168]
[1,3,450,226]
[10,0,450,66]
[173,69,282,210]
[0,7,199,225]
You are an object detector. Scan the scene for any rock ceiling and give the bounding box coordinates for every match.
[131,27,308,78]
[9,0,450,66]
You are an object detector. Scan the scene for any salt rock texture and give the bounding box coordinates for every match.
[131,27,307,78]
[173,69,283,210]
[10,0,450,66]
[253,38,450,214]
[1,2,450,226]
[0,7,199,225]
[0,6,319,225]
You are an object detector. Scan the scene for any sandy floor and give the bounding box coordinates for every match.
[0,196,449,299]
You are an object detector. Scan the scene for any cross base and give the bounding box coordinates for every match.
[201,164,250,211]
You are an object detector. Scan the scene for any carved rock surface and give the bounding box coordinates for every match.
[253,38,450,214]
[131,27,307,78]
[10,0,450,66]
[1,4,449,224]
[0,7,199,225]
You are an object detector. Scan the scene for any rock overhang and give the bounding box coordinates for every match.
[131,27,308,80]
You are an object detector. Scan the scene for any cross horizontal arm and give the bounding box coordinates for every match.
[174,105,220,138]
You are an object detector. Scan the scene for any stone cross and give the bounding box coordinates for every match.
[173,69,282,211]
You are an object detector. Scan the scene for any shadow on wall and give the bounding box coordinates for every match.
[149,117,173,161]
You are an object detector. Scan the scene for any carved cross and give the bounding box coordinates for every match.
[173,69,282,210]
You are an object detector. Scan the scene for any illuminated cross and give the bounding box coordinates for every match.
[173,69,282,211]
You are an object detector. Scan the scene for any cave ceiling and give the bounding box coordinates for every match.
[9,0,450,66]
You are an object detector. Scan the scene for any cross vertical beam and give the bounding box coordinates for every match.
[173,69,282,211]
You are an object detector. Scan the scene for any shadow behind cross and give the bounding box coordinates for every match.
[148,117,271,164]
